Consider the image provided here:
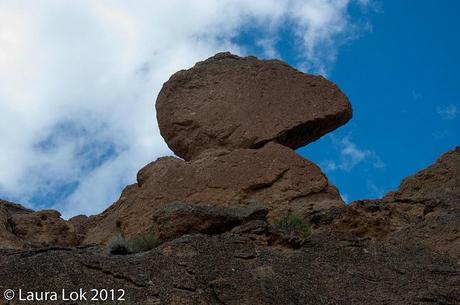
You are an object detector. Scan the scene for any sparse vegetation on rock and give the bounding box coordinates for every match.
[129,233,159,253]
[275,213,311,238]
[108,233,159,255]
[108,236,131,255]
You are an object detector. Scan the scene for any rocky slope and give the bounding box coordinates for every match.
[0,53,458,304]
[334,146,460,261]
[0,147,458,304]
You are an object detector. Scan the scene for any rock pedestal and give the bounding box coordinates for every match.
[83,53,352,243]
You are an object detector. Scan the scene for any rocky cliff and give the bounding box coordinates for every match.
[0,53,458,305]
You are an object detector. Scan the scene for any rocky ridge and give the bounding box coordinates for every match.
[0,53,458,305]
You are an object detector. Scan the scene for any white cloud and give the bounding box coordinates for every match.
[340,193,349,203]
[436,104,457,120]
[0,1,370,218]
[367,179,384,198]
[321,135,385,172]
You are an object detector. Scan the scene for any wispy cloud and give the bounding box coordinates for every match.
[0,1,371,218]
[367,179,384,198]
[411,90,423,101]
[436,104,457,120]
[340,193,350,204]
[321,135,385,173]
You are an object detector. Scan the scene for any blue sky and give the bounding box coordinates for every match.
[0,1,458,216]
[298,1,459,202]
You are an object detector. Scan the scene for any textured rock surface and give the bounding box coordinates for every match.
[84,142,344,244]
[0,148,458,304]
[0,229,458,305]
[1,50,458,304]
[156,52,352,160]
[152,202,268,240]
[333,147,460,260]
[0,200,82,249]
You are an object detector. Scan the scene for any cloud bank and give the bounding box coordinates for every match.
[0,0,369,217]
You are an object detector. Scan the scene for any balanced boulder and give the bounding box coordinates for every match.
[156,52,352,160]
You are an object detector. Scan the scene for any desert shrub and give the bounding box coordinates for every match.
[275,213,311,237]
[108,236,132,255]
[108,233,159,255]
[130,233,159,253]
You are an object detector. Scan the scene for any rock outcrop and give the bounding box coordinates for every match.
[1,53,348,248]
[0,53,458,305]
[83,142,343,244]
[156,52,352,160]
[0,200,82,249]
[81,53,350,244]
[1,147,458,305]
[333,147,460,260]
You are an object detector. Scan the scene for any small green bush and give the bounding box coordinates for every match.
[275,213,311,237]
[108,236,132,255]
[130,233,159,253]
[108,233,159,255]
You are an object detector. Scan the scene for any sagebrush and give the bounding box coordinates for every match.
[108,233,159,255]
[275,213,311,237]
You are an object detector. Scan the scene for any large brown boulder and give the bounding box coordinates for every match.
[156,52,352,160]
[84,142,344,244]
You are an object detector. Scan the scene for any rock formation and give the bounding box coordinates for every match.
[0,200,83,249]
[83,142,343,244]
[333,147,460,260]
[71,53,349,245]
[156,52,352,160]
[0,53,458,305]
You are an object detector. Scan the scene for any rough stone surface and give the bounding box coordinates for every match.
[0,200,82,249]
[83,142,343,244]
[333,147,460,260]
[0,148,458,304]
[0,230,458,305]
[152,202,268,240]
[156,52,352,160]
[1,49,458,304]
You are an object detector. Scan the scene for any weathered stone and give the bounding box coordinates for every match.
[156,52,352,160]
[0,200,81,249]
[84,142,344,244]
[152,202,267,240]
[1,50,459,305]
[0,230,458,305]
[333,147,460,259]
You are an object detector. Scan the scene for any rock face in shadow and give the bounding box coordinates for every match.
[156,52,352,160]
[151,202,268,240]
[83,142,344,244]
[0,225,458,305]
